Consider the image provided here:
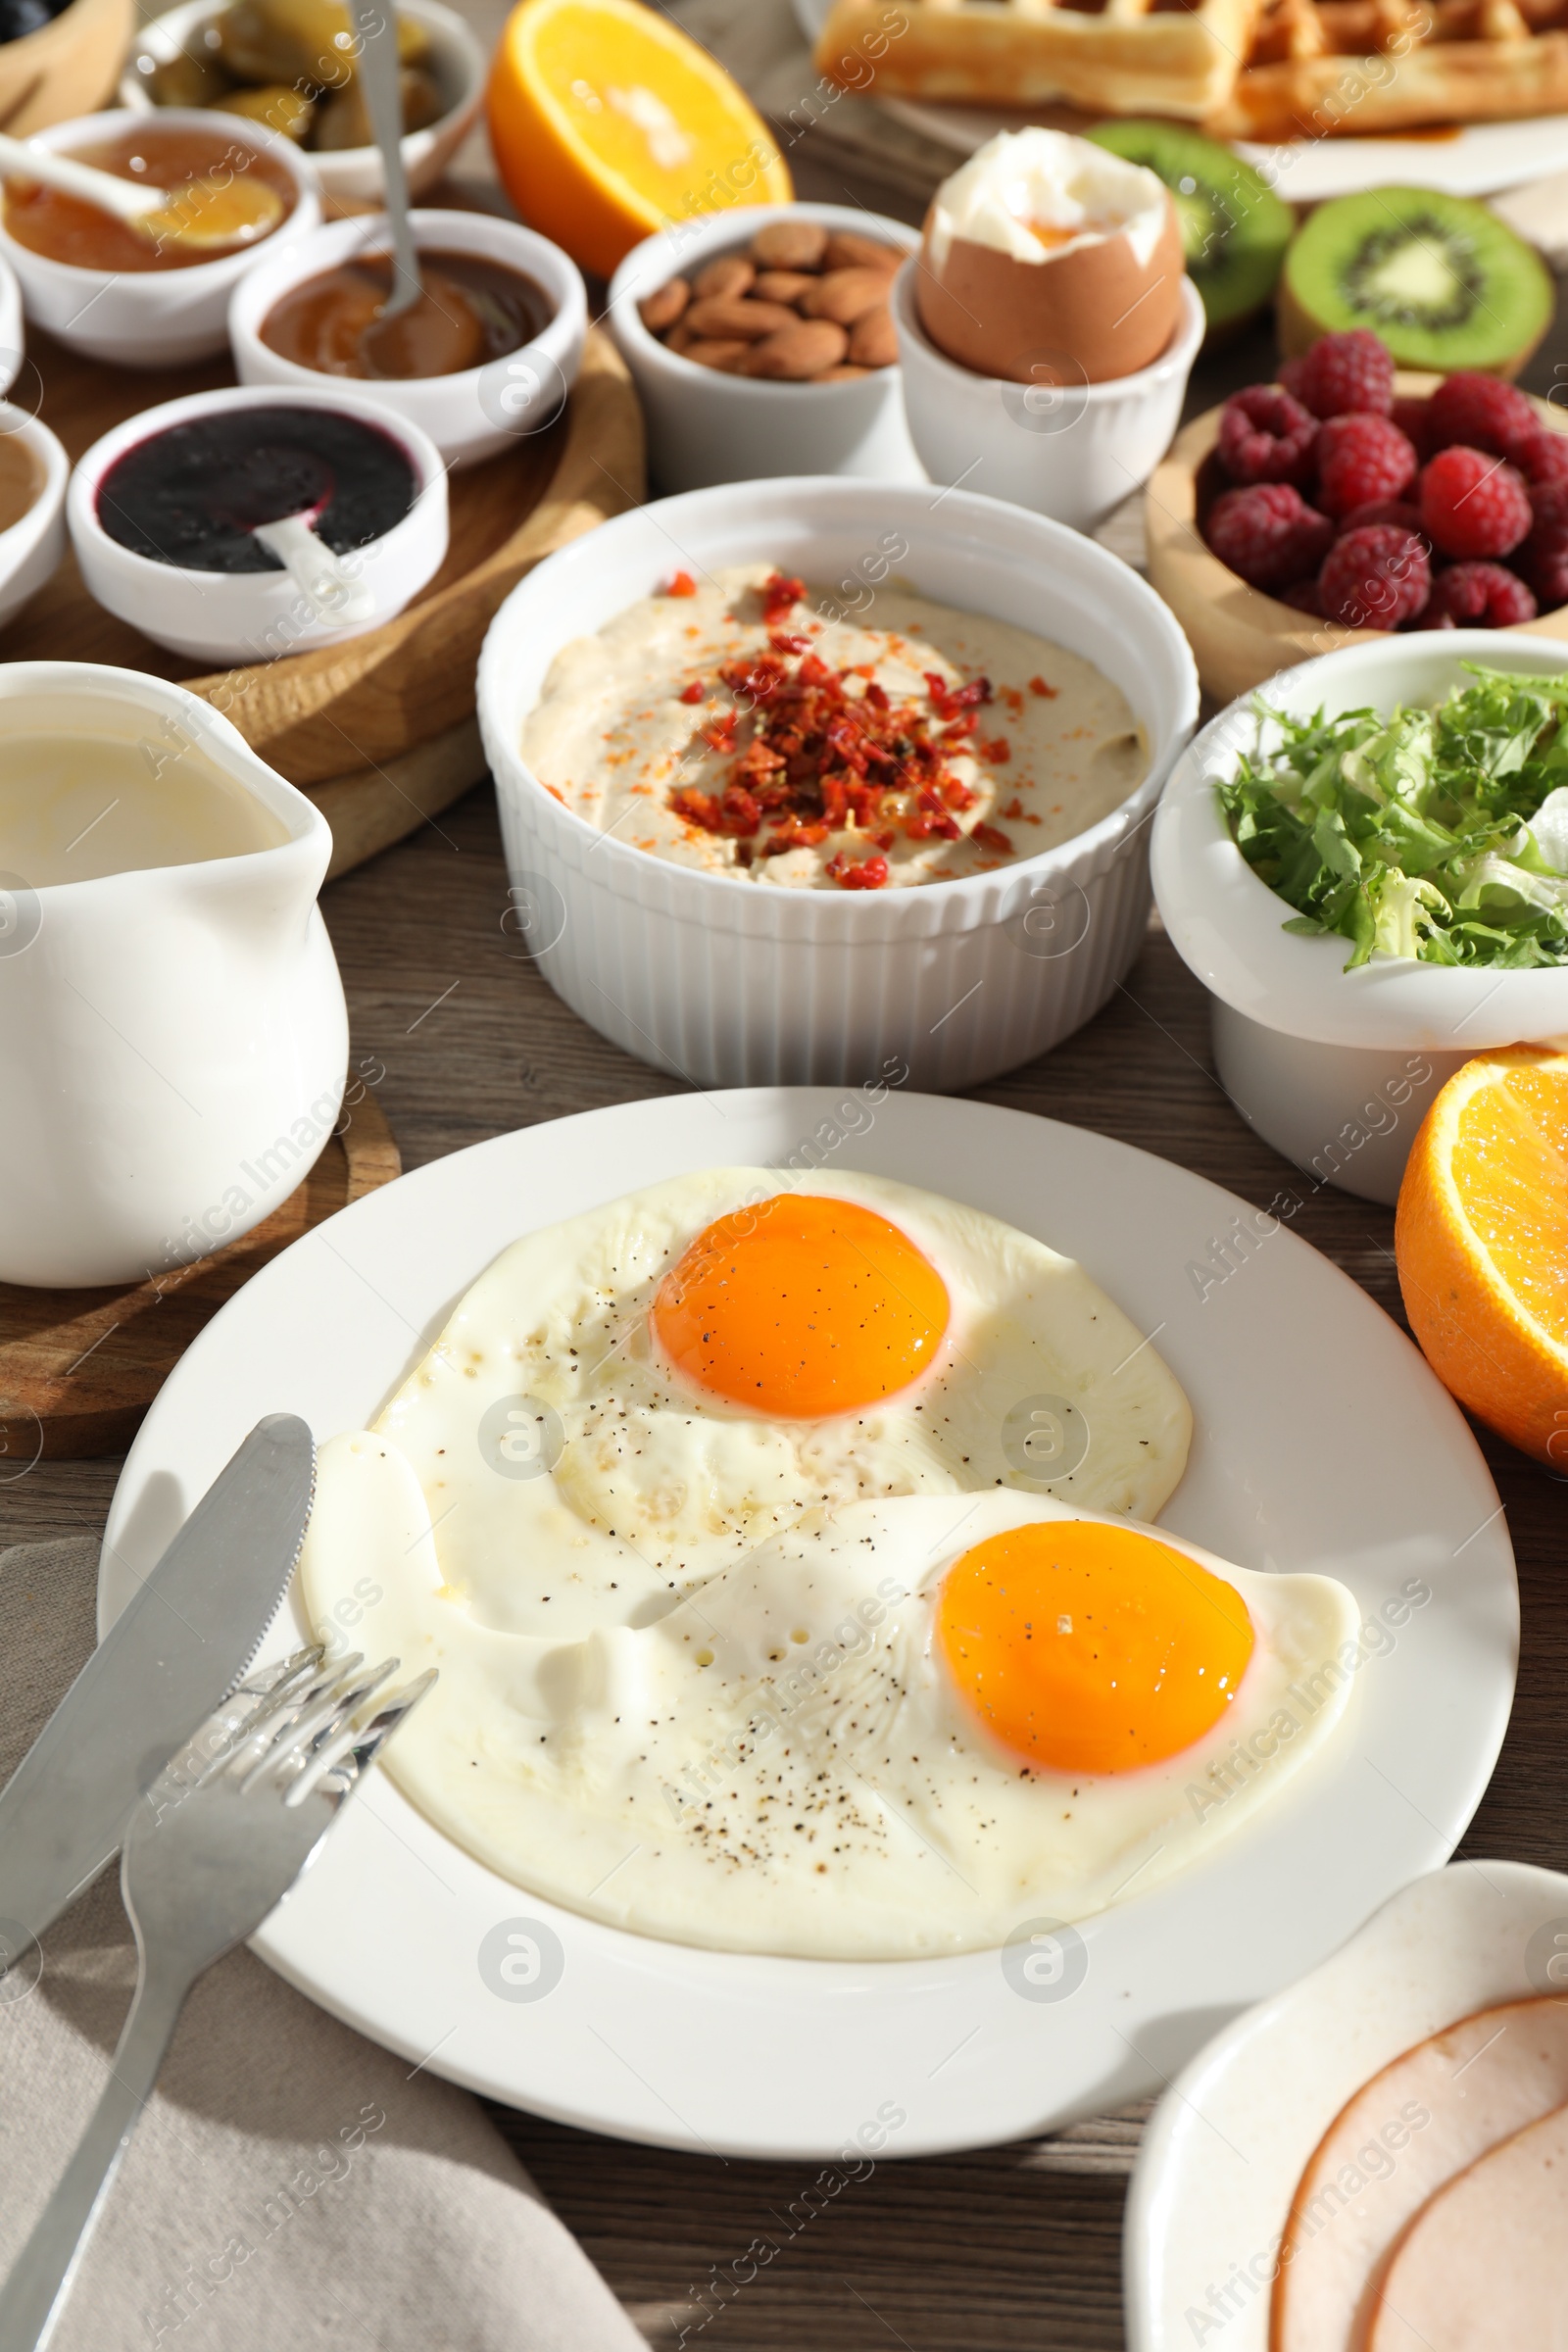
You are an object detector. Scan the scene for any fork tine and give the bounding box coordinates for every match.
[286,1667,438,1805]
[239,1656,399,1792]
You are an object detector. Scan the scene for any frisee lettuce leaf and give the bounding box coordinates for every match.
[1214,663,1568,969]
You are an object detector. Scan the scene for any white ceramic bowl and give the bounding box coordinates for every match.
[0,249,21,393]
[477,476,1200,1090]
[0,662,346,1288]
[1152,630,1568,1205]
[0,108,320,368]
[607,202,924,494]
[69,383,448,665]
[1124,1858,1568,2352]
[120,0,485,213]
[0,405,69,632]
[893,263,1203,535]
[229,208,587,471]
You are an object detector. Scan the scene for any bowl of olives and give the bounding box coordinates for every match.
[119,0,485,212]
[0,0,134,137]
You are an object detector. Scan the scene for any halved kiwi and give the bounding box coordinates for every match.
[1281,187,1551,378]
[1086,121,1293,334]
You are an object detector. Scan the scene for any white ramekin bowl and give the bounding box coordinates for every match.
[893,263,1203,534]
[0,109,320,368]
[229,208,587,471]
[477,476,1200,1091]
[0,405,69,631]
[120,0,485,212]
[1152,629,1568,1205]
[0,250,20,392]
[69,383,448,665]
[607,202,923,495]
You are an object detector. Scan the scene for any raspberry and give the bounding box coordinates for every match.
[1286,330,1395,420]
[1205,484,1336,591]
[1511,427,1568,491]
[1279,578,1324,615]
[1319,525,1431,630]
[1426,372,1538,462]
[1315,414,1418,518]
[1419,446,1533,559]
[1218,385,1318,486]
[1417,563,1538,628]
[1341,498,1428,543]
[1517,479,1568,608]
[1392,396,1434,459]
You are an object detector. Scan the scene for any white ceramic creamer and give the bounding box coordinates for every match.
[0,662,348,1286]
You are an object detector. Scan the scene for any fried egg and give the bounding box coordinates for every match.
[299,1471,1359,1959]
[364,1168,1193,1641]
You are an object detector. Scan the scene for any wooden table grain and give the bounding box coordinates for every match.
[8,44,1568,2351]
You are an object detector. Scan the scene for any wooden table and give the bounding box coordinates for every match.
[8,52,1568,2352]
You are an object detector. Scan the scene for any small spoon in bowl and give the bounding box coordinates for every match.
[214,443,374,626]
[0,129,283,252]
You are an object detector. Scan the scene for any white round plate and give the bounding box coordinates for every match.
[791,0,1568,200]
[100,1091,1518,2161]
[1123,1858,1568,2351]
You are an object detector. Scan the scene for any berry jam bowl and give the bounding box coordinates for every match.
[0,108,319,368]
[69,383,448,665]
[478,475,1199,1091]
[1152,631,1568,1204]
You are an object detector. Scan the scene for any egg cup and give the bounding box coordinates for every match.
[69,383,449,666]
[228,208,588,472]
[0,108,321,368]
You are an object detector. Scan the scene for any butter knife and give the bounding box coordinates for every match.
[0,1414,315,1957]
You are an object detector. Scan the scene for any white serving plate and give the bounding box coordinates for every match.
[790,0,1568,201]
[1124,1858,1568,2352]
[100,1090,1517,2159]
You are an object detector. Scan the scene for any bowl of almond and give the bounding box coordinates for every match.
[607,202,921,494]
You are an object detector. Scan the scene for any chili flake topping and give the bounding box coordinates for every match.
[668,575,1012,886]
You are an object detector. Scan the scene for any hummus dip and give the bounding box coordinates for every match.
[519,564,1146,889]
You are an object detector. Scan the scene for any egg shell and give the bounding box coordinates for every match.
[914,194,1186,386]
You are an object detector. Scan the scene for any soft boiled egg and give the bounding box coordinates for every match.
[299,1476,1359,1959]
[357,1168,1193,1642]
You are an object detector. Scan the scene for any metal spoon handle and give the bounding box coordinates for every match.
[345,0,421,318]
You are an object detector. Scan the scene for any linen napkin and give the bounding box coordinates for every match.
[0,1537,650,2352]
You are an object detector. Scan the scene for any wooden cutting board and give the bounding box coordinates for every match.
[0,318,646,877]
[0,1089,401,1461]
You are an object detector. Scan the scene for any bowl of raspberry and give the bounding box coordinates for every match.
[1146,330,1568,707]
[1152,627,1568,1202]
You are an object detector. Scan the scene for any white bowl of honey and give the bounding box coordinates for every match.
[0,107,320,367]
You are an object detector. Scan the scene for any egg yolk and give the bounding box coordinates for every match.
[937,1521,1254,1774]
[651,1194,950,1418]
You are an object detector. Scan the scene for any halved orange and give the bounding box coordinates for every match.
[1396,1044,1568,1465]
[487,0,793,280]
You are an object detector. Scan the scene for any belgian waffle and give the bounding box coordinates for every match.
[812,0,1264,123]
[1207,0,1568,138]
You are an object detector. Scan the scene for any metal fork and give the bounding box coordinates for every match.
[0,1644,436,2352]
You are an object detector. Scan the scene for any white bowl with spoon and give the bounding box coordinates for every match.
[69,382,448,664]
[0,108,319,366]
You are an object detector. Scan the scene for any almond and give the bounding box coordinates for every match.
[684,295,799,341]
[682,338,752,371]
[754,270,816,306]
[750,219,829,272]
[848,305,897,368]
[638,277,690,333]
[694,254,755,301]
[810,365,872,381]
[799,268,891,326]
[738,319,849,379]
[822,231,901,274]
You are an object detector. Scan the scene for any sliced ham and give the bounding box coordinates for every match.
[1366,2101,1568,2350]
[1271,1994,1568,2351]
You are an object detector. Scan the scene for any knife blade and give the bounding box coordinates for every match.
[0,1414,315,1957]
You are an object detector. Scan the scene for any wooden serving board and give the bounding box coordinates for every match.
[1145,370,1568,705]
[0,1088,400,1461]
[0,317,646,877]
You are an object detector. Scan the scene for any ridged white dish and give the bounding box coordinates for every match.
[477,476,1199,1090]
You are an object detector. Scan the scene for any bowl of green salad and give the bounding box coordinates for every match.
[1152,632,1568,1204]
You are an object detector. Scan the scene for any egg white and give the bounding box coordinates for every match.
[365,1168,1193,1642]
[299,1466,1359,1959]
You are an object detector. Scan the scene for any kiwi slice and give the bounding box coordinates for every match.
[1086,121,1292,333]
[1281,187,1551,378]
